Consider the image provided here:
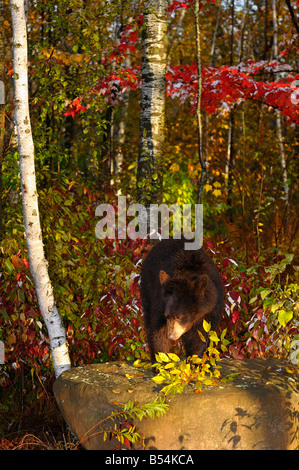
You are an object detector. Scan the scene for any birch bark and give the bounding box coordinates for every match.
[194,0,207,204]
[0,0,5,241]
[137,0,168,212]
[272,0,289,205]
[10,0,71,378]
[225,0,235,221]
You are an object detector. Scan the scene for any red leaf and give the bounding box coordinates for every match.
[23,259,29,269]
[232,311,240,324]
[206,241,215,252]
[12,256,25,269]
[229,291,241,303]
[64,109,76,118]
[122,437,131,449]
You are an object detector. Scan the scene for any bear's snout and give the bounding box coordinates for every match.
[167,319,187,341]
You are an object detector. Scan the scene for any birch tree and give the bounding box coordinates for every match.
[137,0,168,216]
[194,0,206,204]
[10,0,71,378]
[0,0,5,241]
[272,0,289,206]
[225,0,235,221]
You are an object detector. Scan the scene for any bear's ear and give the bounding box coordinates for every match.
[197,274,209,294]
[159,270,171,285]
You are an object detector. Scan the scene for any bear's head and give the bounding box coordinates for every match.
[159,269,214,341]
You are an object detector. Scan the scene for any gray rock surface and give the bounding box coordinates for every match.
[53,358,299,450]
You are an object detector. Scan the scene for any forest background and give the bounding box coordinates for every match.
[0,0,298,449]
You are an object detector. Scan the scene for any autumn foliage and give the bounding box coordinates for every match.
[0,0,298,449]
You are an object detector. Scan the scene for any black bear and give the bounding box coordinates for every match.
[140,238,224,361]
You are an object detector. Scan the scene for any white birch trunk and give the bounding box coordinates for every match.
[137,0,168,209]
[0,0,5,240]
[10,0,71,378]
[194,0,207,204]
[272,0,289,204]
[205,4,221,163]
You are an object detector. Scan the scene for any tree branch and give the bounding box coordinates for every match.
[285,0,299,36]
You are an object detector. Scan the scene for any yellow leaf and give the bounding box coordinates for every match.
[170,369,181,375]
[170,163,180,173]
[68,181,76,190]
[73,54,84,63]
[209,332,220,343]
[151,375,165,383]
[204,184,213,192]
[213,189,221,197]
[213,181,221,188]
[164,363,175,369]
[203,378,213,386]
[197,330,206,342]
[133,359,142,367]
[203,320,211,332]
[167,353,180,362]
[155,352,171,362]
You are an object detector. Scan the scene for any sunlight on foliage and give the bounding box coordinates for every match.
[134,322,233,396]
[248,253,299,363]
[76,398,169,449]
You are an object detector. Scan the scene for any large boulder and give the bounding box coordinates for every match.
[53,358,299,450]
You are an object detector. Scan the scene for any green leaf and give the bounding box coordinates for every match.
[246,266,258,275]
[263,297,275,308]
[284,253,294,264]
[220,328,227,341]
[18,289,25,303]
[260,289,272,300]
[5,259,14,274]
[222,372,240,383]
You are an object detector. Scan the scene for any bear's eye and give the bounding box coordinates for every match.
[174,313,184,321]
[191,274,198,281]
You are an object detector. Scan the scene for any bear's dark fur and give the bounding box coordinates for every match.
[140,238,224,361]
